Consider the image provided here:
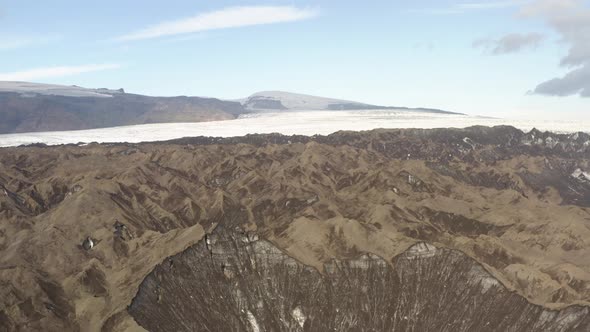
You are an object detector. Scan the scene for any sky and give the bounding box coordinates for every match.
[0,0,588,119]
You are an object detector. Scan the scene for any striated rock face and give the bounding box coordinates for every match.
[0,126,589,330]
[129,227,590,331]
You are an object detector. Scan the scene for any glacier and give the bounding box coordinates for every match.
[0,110,588,147]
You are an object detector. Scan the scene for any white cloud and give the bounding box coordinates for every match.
[533,65,590,96]
[522,0,590,97]
[473,33,544,54]
[520,0,580,16]
[407,1,529,15]
[115,5,318,42]
[458,1,528,10]
[0,64,121,81]
[0,35,61,50]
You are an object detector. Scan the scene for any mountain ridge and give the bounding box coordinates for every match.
[0,81,459,134]
[240,90,459,114]
[0,81,245,134]
[0,126,588,331]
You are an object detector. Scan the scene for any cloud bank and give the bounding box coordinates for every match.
[116,6,317,42]
[474,33,544,54]
[0,64,121,81]
[534,64,590,97]
[524,0,590,97]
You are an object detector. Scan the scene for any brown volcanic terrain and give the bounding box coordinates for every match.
[0,126,589,331]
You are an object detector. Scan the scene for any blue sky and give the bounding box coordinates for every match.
[0,0,588,119]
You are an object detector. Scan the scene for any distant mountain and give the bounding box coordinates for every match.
[0,82,460,134]
[241,91,459,114]
[0,82,245,134]
[0,81,126,98]
[241,91,370,111]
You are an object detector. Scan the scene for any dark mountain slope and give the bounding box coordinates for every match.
[0,91,245,134]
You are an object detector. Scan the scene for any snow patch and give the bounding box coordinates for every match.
[291,307,306,328]
[545,136,558,148]
[467,265,499,293]
[572,169,590,182]
[403,243,437,259]
[462,137,475,148]
[247,311,260,332]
